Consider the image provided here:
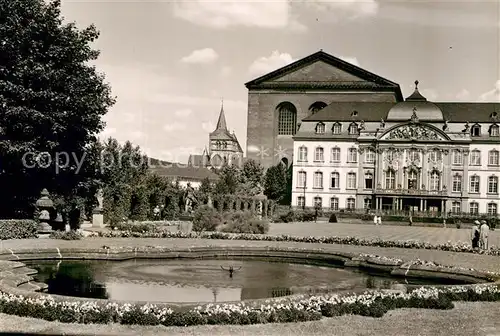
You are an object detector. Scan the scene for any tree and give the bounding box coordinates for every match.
[0,0,115,218]
[264,163,287,201]
[237,159,264,196]
[214,163,240,195]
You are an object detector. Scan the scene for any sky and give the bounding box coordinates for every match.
[58,0,500,163]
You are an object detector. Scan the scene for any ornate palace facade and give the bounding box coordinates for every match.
[291,82,500,215]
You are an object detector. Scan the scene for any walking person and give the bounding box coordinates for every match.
[373,213,378,225]
[471,220,480,250]
[480,220,490,251]
[408,213,413,226]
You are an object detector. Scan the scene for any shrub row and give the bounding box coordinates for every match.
[0,286,499,326]
[192,206,270,234]
[49,230,82,240]
[0,220,37,240]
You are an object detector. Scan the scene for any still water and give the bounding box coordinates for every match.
[26,259,453,303]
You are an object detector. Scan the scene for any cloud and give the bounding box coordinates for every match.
[202,121,215,133]
[455,89,471,101]
[248,51,295,77]
[174,109,192,117]
[220,66,232,77]
[173,0,304,31]
[306,0,379,19]
[181,48,219,64]
[339,56,360,67]
[163,122,187,132]
[420,89,439,101]
[479,80,500,102]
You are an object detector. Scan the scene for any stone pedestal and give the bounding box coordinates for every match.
[92,189,105,228]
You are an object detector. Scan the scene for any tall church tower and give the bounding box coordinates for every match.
[208,101,243,168]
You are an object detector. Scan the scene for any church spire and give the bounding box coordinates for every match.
[215,98,228,131]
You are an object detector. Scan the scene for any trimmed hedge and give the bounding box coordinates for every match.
[0,220,37,240]
[0,286,499,326]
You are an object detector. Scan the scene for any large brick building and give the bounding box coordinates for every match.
[245,50,404,168]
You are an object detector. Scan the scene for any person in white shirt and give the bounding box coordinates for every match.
[480,220,490,250]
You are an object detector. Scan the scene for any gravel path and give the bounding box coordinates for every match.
[269,222,500,247]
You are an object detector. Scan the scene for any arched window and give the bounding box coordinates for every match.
[470,150,481,166]
[385,170,395,189]
[429,170,440,191]
[489,124,499,137]
[211,154,223,168]
[330,147,341,162]
[313,171,323,189]
[313,196,323,208]
[488,203,498,215]
[488,150,499,166]
[452,173,462,192]
[451,201,461,213]
[452,149,463,165]
[363,198,372,210]
[408,169,419,189]
[330,197,339,210]
[364,172,373,189]
[314,147,324,162]
[297,146,308,162]
[330,172,340,188]
[488,176,498,194]
[346,197,356,210]
[297,171,307,188]
[347,148,357,163]
[469,175,480,193]
[470,124,481,137]
[365,148,375,163]
[315,122,325,134]
[348,122,359,135]
[277,102,297,135]
[469,202,479,215]
[332,122,342,134]
[309,101,327,114]
[347,172,356,189]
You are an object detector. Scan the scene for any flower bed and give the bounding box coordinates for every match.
[92,230,500,256]
[0,285,500,326]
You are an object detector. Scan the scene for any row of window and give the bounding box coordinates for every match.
[469,123,500,137]
[297,170,500,194]
[314,122,500,137]
[296,146,500,166]
[297,195,499,215]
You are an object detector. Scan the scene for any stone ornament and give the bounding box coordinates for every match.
[387,125,440,141]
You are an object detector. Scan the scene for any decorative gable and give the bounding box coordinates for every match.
[380,123,449,141]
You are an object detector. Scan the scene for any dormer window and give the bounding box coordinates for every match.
[348,122,359,135]
[332,122,342,134]
[471,124,481,137]
[490,112,498,121]
[490,124,499,137]
[315,122,325,134]
[351,110,358,118]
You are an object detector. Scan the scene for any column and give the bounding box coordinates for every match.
[262,200,268,218]
[421,148,428,190]
[375,197,380,210]
[420,199,423,211]
[376,150,383,188]
[461,149,470,210]
[357,148,365,192]
[423,199,427,211]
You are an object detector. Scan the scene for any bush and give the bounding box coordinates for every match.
[192,205,222,232]
[0,220,37,240]
[329,213,338,223]
[49,230,82,240]
[221,211,270,234]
